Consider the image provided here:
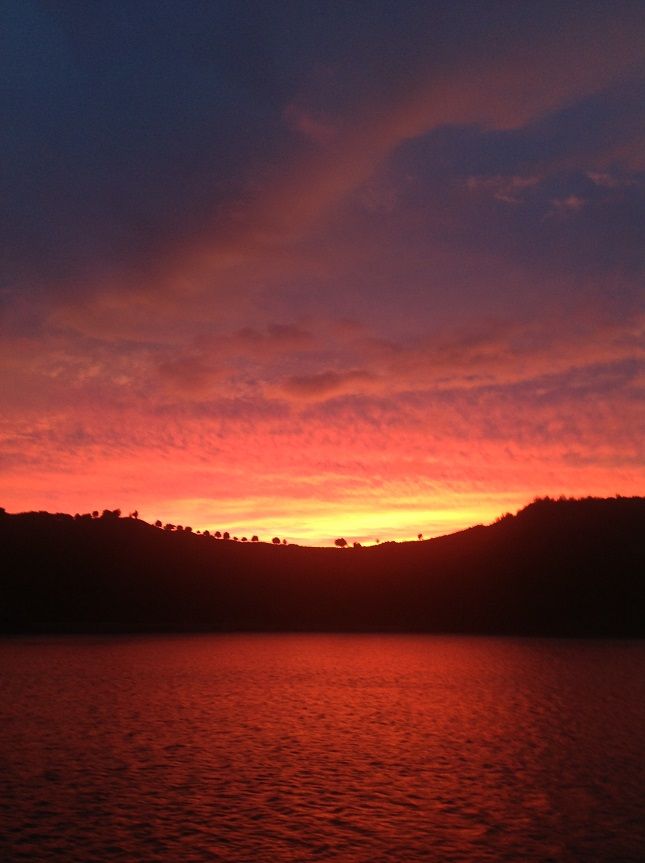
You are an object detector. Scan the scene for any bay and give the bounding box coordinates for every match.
[1,635,644,862]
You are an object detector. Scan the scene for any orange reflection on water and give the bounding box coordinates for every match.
[1,635,644,861]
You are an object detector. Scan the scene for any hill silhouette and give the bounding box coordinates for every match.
[1,497,643,636]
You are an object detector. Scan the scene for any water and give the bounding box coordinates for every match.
[1,636,643,862]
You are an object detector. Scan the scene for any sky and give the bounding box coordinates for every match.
[1,1,644,545]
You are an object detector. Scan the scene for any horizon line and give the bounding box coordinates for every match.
[3,493,642,549]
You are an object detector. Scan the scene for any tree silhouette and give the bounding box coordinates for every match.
[203,529,210,536]
[241,536,248,542]
[215,531,222,539]
[223,531,230,540]
[164,523,174,531]
[155,520,162,528]
[251,535,259,542]
[272,537,281,544]
[418,533,423,540]
[353,541,362,548]
[335,538,347,548]
[101,509,121,520]
[92,511,99,519]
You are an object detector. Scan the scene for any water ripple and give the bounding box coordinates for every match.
[1,635,644,862]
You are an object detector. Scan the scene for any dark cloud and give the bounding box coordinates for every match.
[281,369,376,401]
[3,0,644,298]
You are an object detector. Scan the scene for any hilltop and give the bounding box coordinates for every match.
[1,497,643,636]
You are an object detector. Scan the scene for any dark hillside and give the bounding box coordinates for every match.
[1,498,643,635]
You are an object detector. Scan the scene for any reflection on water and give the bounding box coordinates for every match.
[1,635,644,862]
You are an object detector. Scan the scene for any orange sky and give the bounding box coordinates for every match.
[1,3,643,544]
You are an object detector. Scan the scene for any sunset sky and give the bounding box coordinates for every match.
[1,1,644,544]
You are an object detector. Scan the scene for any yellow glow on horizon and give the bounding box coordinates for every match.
[2,449,639,548]
[140,495,520,546]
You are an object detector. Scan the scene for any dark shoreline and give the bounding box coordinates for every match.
[2,497,643,637]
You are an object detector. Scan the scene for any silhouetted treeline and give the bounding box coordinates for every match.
[0,497,643,636]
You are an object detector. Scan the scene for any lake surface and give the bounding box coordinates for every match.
[1,635,644,862]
